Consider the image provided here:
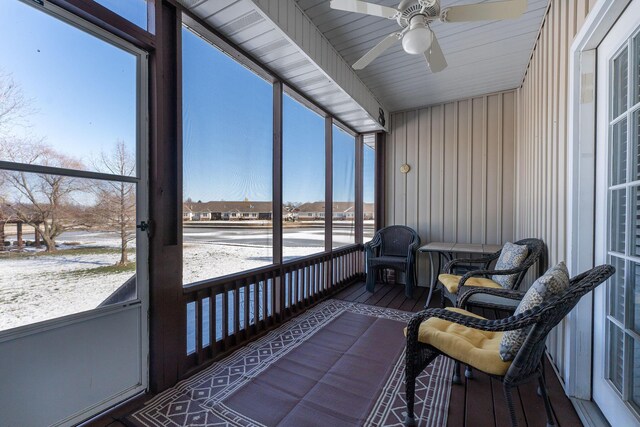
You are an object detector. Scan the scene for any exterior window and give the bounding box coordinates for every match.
[182,26,273,284]
[283,92,325,259]
[606,32,640,410]
[363,134,376,242]
[93,0,150,31]
[332,124,355,248]
[0,0,142,331]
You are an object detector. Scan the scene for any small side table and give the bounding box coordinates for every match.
[419,242,503,307]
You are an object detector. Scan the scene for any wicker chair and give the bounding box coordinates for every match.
[439,238,546,309]
[365,225,420,298]
[403,264,614,427]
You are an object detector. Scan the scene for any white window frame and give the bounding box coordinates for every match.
[567,0,633,424]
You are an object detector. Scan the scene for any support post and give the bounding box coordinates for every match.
[355,135,363,245]
[148,0,183,393]
[325,117,333,253]
[374,132,386,231]
[273,81,283,265]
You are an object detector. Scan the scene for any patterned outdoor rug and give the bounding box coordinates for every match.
[129,300,453,427]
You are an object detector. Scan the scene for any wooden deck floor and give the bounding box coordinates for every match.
[101,281,583,427]
[334,281,583,427]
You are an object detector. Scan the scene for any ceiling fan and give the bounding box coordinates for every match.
[329,0,527,73]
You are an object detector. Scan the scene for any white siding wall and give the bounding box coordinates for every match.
[386,90,517,285]
[515,0,594,382]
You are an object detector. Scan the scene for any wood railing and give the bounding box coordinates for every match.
[182,244,364,373]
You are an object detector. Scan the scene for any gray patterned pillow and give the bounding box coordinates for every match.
[492,242,529,288]
[499,262,570,361]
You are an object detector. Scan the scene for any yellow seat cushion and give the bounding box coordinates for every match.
[414,307,512,376]
[438,274,503,294]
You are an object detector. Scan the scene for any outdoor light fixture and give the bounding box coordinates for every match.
[401,16,432,55]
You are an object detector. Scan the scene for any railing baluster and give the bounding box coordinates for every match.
[234,283,241,340]
[254,277,260,330]
[222,285,230,351]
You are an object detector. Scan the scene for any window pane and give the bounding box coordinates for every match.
[332,125,355,248]
[613,46,628,119]
[0,0,137,176]
[634,33,640,105]
[611,118,628,185]
[0,171,137,332]
[283,93,325,259]
[363,135,375,242]
[631,262,640,333]
[634,110,640,181]
[608,256,626,323]
[93,0,149,31]
[182,27,273,284]
[632,186,640,257]
[608,321,625,393]
[610,189,627,254]
[632,338,640,408]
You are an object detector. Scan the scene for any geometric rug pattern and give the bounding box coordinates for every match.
[129,300,453,427]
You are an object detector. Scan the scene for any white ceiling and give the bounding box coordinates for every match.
[297,0,549,112]
[178,0,549,132]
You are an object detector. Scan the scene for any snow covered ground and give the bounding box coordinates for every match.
[0,226,359,332]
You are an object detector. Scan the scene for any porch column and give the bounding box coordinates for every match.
[16,222,23,249]
[148,0,184,393]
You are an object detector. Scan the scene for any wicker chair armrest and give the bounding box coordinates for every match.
[443,253,500,272]
[406,236,421,260]
[457,286,526,308]
[364,232,382,256]
[458,264,530,286]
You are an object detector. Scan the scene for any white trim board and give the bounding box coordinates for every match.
[566,0,631,403]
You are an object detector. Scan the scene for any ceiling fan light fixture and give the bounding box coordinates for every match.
[401,17,432,54]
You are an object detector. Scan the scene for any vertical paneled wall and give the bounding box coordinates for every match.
[386,90,517,285]
[514,0,593,382]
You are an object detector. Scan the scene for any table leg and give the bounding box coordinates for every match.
[425,251,454,308]
[424,253,436,308]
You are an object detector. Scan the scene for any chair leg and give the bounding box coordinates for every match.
[365,266,377,293]
[404,357,417,426]
[452,361,462,384]
[465,365,474,379]
[405,266,415,299]
[537,373,556,427]
[537,358,546,396]
[504,385,519,427]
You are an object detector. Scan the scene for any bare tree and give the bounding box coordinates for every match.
[0,140,86,252]
[0,71,31,134]
[92,140,136,266]
[0,73,88,252]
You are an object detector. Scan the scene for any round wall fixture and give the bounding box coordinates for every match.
[400,164,411,173]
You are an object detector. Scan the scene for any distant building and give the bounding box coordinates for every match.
[183,201,273,221]
[296,202,374,221]
[182,201,373,221]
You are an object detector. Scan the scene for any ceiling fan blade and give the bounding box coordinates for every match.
[442,0,527,22]
[352,33,400,70]
[329,0,399,19]
[424,31,447,73]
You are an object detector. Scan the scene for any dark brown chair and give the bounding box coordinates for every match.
[438,238,546,309]
[403,264,615,427]
[365,225,420,298]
